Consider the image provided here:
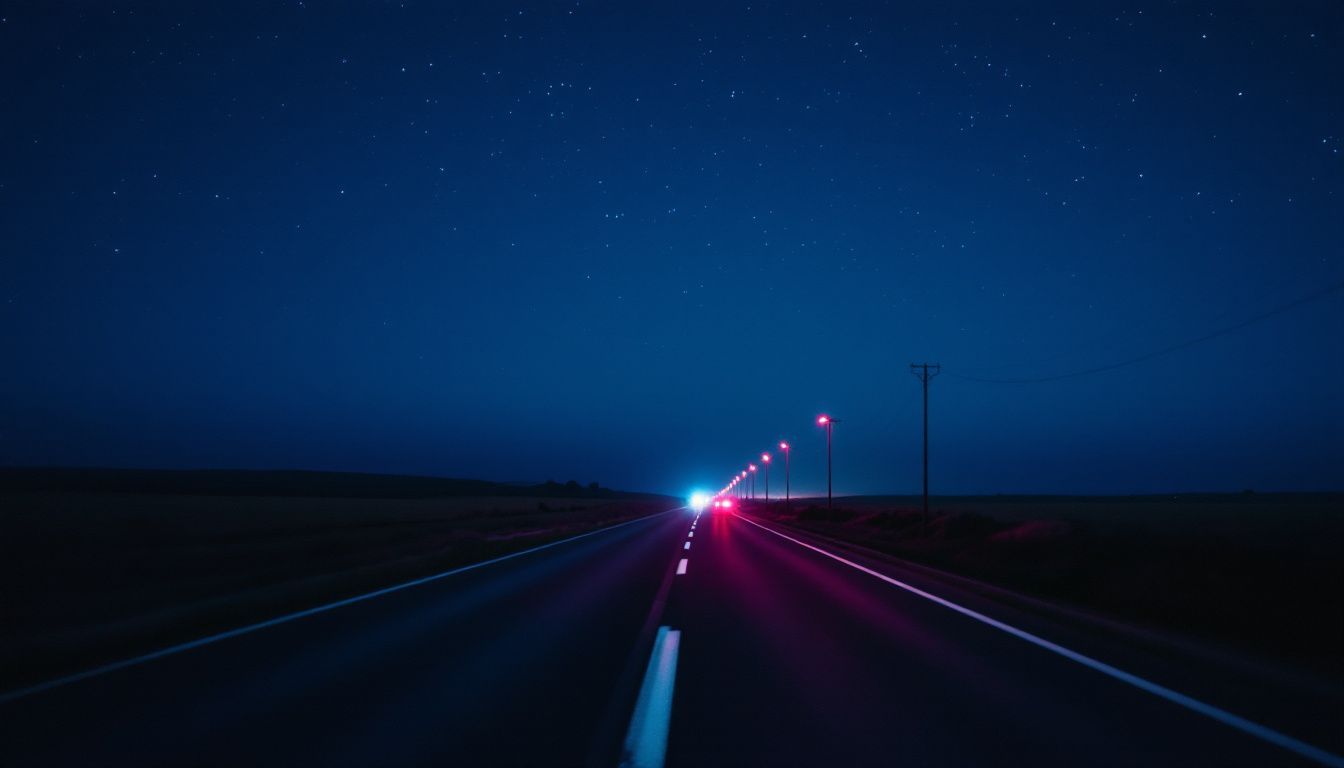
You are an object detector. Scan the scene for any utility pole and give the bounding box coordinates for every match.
[910,363,940,516]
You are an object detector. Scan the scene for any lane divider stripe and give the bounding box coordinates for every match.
[619,626,680,768]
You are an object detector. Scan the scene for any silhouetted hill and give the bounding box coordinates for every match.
[0,467,672,501]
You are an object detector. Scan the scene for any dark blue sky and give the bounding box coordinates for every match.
[2,3,1341,495]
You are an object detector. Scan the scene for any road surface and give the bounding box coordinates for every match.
[2,505,1341,766]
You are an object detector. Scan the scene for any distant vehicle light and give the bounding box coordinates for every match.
[719,498,733,509]
[689,492,710,511]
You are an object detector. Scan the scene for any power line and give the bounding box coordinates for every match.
[946,278,1344,384]
[952,275,1325,377]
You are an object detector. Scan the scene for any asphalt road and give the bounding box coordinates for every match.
[1,505,1340,767]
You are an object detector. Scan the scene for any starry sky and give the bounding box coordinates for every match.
[2,2,1342,496]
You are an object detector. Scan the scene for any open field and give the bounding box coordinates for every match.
[748,493,1344,678]
[0,469,677,691]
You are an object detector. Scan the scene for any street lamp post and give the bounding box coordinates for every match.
[817,415,838,510]
[761,453,771,501]
[748,464,757,499]
[779,442,790,508]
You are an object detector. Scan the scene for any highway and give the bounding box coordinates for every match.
[1,504,1341,767]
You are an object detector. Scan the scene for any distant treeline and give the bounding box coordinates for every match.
[0,467,673,500]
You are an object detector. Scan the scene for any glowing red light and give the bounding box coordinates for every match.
[817,415,830,425]
[720,498,733,508]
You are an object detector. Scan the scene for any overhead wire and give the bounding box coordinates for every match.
[945,278,1344,384]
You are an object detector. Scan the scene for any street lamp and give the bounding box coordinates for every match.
[748,464,757,499]
[817,415,839,509]
[779,441,790,507]
[761,452,771,501]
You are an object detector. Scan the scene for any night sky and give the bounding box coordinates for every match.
[2,3,1341,496]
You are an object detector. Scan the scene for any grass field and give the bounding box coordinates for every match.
[748,493,1344,678]
[1,472,677,691]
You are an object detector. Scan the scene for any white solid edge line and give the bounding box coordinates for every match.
[620,626,681,768]
[734,513,1344,768]
[0,508,684,706]
[676,558,688,575]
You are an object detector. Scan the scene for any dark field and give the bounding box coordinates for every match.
[748,493,1344,680]
[0,469,677,692]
